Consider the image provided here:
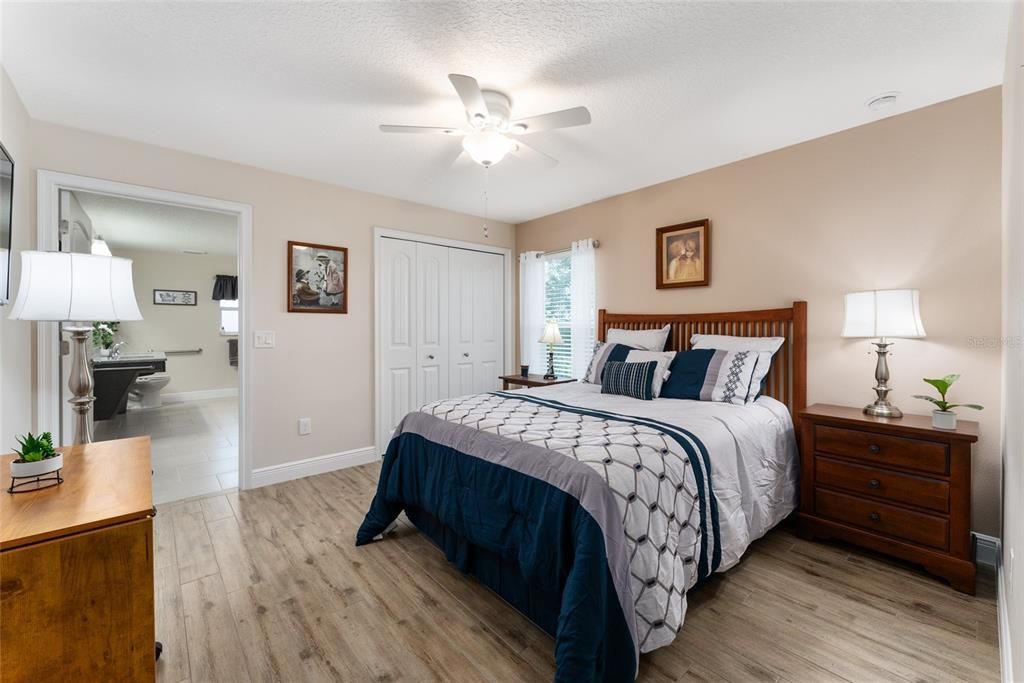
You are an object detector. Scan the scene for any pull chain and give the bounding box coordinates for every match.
[482,166,490,239]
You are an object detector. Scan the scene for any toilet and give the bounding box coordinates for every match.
[129,373,171,409]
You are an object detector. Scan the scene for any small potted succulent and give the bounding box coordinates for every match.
[913,374,983,430]
[10,432,63,479]
[91,321,120,357]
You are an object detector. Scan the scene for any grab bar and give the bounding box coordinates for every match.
[165,348,203,356]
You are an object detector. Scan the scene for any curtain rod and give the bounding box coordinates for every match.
[540,239,600,257]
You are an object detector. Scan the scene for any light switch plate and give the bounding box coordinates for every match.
[254,331,275,348]
[298,417,312,435]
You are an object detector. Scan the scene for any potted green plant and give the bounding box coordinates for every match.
[913,374,983,430]
[10,432,62,479]
[91,321,120,357]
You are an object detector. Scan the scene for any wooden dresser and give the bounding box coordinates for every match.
[0,437,155,680]
[797,404,978,594]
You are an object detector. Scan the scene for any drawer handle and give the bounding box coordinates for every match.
[427,354,435,360]
[869,512,881,522]
[868,444,881,454]
[868,478,881,489]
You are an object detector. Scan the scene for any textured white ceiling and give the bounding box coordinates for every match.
[4,2,1010,224]
[73,191,237,256]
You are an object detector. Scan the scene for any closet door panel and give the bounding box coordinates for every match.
[415,243,449,405]
[449,248,477,397]
[379,238,417,448]
[474,251,504,393]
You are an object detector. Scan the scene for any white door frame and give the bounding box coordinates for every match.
[36,170,256,489]
[373,226,513,453]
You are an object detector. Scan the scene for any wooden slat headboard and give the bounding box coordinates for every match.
[597,301,807,419]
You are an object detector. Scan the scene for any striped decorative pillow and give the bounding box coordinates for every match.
[583,342,638,384]
[600,360,658,401]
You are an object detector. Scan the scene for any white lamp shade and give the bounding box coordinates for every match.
[462,131,516,167]
[8,251,143,322]
[538,321,563,345]
[841,289,926,339]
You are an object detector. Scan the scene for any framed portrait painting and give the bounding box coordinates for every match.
[287,240,348,313]
[656,219,710,289]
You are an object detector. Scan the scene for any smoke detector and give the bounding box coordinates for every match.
[866,92,901,112]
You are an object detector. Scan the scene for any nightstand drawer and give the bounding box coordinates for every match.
[815,456,949,513]
[815,425,948,475]
[815,488,949,550]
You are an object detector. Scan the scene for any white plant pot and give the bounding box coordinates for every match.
[10,453,63,479]
[932,410,957,430]
[97,348,111,358]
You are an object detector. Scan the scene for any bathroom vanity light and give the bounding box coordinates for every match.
[8,252,142,444]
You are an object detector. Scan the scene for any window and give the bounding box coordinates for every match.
[219,299,239,336]
[543,254,573,378]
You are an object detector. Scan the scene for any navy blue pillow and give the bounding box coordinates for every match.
[660,349,716,400]
[601,360,658,401]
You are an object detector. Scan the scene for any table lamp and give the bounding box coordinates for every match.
[538,321,563,380]
[841,289,926,418]
[8,252,143,444]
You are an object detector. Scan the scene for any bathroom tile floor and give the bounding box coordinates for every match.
[93,396,238,504]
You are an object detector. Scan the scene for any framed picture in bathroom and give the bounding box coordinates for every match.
[287,240,348,314]
[153,289,197,306]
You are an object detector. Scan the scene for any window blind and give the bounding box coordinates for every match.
[543,254,573,378]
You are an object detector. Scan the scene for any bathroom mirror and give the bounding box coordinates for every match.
[0,142,13,304]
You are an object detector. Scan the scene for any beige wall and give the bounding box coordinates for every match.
[115,248,239,395]
[1001,0,1022,676]
[517,88,1003,535]
[0,70,34,453]
[21,120,513,470]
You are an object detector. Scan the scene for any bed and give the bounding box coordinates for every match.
[357,302,807,682]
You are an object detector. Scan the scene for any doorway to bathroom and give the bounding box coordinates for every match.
[37,171,253,504]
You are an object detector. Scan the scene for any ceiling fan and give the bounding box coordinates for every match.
[380,74,591,168]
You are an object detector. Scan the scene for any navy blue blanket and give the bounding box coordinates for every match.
[357,392,721,682]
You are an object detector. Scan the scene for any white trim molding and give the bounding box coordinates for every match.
[35,169,256,489]
[973,532,1001,569]
[161,388,239,404]
[999,564,1014,683]
[250,446,379,488]
[372,225,515,454]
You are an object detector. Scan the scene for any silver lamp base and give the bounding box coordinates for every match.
[65,326,95,445]
[863,338,902,419]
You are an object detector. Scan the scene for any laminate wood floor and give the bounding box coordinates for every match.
[154,462,999,683]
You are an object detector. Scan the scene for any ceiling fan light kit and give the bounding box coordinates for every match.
[380,73,592,168]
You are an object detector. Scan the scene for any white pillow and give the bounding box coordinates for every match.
[690,334,784,403]
[625,350,674,398]
[607,325,671,351]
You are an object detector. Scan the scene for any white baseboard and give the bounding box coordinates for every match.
[999,562,1014,683]
[974,532,1001,569]
[162,387,239,403]
[250,445,379,488]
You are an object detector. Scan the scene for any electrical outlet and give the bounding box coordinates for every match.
[298,417,312,436]
[254,331,275,348]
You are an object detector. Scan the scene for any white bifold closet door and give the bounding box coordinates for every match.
[449,248,504,396]
[378,237,503,450]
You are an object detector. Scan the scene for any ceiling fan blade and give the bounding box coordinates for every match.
[379,125,464,135]
[448,74,490,123]
[510,139,559,168]
[510,106,591,134]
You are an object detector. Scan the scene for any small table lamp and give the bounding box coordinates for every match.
[538,321,563,380]
[841,289,926,418]
[8,252,143,444]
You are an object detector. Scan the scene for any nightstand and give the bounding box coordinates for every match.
[797,403,979,594]
[500,374,577,390]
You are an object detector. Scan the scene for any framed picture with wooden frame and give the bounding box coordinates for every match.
[656,219,711,289]
[287,240,348,314]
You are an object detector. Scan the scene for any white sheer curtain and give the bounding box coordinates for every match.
[569,238,597,379]
[519,251,547,375]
